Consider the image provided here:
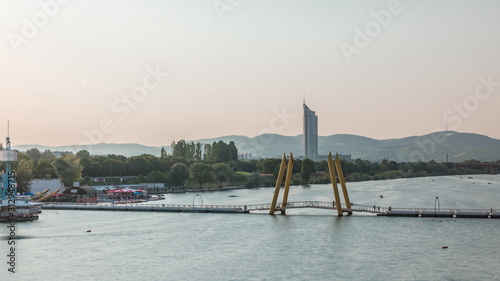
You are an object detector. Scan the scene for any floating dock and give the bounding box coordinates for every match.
[42,203,249,214]
[41,201,499,218]
[380,209,498,218]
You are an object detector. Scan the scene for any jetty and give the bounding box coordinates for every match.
[42,203,250,214]
[41,201,500,218]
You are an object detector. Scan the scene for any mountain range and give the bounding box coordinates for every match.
[12,131,500,162]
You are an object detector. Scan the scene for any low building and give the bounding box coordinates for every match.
[30,179,64,194]
[62,186,97,203]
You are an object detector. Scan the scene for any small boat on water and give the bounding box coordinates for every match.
[148,194,165,201]
[112,199,147,204]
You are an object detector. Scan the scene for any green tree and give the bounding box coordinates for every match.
[194,143,203,161]
[80,157,93,177]
[16,158,34,193]
[315,160,329,172]
[160,147,167,158]
[33,158,56,178]
[51,155,83,187]
[257,159,279,174]
[25,148,42,161]
[125,155,157,176]
[145,170,167,183]
[301,158,315,185]
[203,140,238,162]
[213,163,233,187]
[42,149,55,160]
[76,150,90,158]
[190,162,214,189]
[238,160,257,173]
[170,163,190,188]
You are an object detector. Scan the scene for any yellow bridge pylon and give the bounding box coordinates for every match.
[328,152,352,216]
[269,152,352,216]
[269,153,294,215]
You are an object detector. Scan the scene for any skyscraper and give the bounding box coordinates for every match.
[303,103,318,161]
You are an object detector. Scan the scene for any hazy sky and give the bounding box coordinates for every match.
[1,0,499,146]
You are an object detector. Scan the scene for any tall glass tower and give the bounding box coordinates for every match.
[303,103,318,161]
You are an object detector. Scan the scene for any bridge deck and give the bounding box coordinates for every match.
[41,201,498,218]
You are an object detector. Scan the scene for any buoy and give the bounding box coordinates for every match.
[442,246,448,249]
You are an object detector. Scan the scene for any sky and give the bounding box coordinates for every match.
[1,0,499,147]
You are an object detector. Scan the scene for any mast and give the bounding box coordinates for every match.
[1,120,18,200]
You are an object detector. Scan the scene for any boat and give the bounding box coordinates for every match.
[1,195,43,221]
[30,188,50,201]
[148,194,165,201]
[0,132,43,222]
[112,199,146,204]
[36,188,61,202]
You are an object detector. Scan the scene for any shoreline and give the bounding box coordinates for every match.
[153,172,497,195]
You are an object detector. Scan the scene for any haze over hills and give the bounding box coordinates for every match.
[12,143,161,158]
[12,131,500,162]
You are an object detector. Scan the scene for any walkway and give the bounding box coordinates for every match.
[42,201,500,218]
[43,203,249,213]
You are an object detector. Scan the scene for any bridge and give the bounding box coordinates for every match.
[245,201,499,218]
[40,201,500,219]
[246,201,381,213]
[42,201,375,214]
[41,201,385,214]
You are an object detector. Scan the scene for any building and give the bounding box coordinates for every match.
[303,103,318,161]
[30,179,64,194]
[61,186,98,203]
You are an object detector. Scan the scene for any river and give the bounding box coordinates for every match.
[2,174,500,280]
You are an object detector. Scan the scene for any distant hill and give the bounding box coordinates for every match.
[13,143,161,157]
[192,131,500,162]
[318,132,500,162]
[12,131,500,162]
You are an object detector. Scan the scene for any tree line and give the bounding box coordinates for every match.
[1,140,497,193]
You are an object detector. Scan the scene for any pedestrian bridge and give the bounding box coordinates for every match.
[246,201,384,213]
[42,201,381,214]
[41,201,500,218]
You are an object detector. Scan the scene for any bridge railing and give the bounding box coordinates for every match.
[42,201,495,214]
[385,207,493,213]
[116,203,246,209]
[43,202,246,210]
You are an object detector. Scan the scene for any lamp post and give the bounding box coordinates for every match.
[434,196,440,214]
[193,193,203,211]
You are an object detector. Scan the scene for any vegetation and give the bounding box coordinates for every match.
[301,158,315,184]
[189,162,215,189]
[170,163,190,188]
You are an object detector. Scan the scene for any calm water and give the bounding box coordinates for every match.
[2,175,500,280]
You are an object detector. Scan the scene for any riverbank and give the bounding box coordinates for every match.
[152,170,495,195]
